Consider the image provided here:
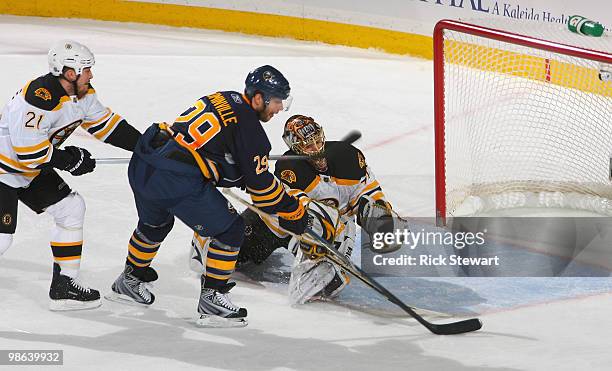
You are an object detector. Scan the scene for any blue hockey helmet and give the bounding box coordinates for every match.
[244,65,292,111]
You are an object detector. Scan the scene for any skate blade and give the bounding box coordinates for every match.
[104,291,152,307]
[195,314,248,328]
[49,298,101,311]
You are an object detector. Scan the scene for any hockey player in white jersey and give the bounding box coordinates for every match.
[191,114,400,304]
[0,40,141,310]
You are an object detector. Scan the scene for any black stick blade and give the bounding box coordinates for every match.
[429,318,483,335]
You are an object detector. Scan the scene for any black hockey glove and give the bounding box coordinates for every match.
[50,146,96,176]
[279,210,308,235]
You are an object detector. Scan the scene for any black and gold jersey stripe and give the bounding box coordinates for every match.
[81,109,124,140]
[12,140,52,168]
[247,178,285,209]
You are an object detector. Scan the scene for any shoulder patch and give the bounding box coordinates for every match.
[2,213,12,226]
[34,87,52,101]
[280,169,297,184]
[274,155,317,191]
[230,93,243,104]
[24,74,67,111]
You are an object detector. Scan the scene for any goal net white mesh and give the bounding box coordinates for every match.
[436,19,612,217]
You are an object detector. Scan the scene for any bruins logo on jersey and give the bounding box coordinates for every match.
[34,87,52,101]
[357,151,366,168]
[2,213,12,226]
[280,169,297,184]
[49,120,83,146]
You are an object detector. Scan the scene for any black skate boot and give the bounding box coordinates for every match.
[49,263,101,311]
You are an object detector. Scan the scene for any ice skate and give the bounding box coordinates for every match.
[105,264,157,306]
[49,263,101,311]
[196,281,247,328]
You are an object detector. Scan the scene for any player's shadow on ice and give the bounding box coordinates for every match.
[0,306,522,371]
[1,256,529,369]
[234,251,294,284]
[338,277,486,316]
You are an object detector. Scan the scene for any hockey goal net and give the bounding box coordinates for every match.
[434,19,612,221]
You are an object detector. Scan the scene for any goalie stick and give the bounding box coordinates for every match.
[222,188,482,335]
[96,129,362,165]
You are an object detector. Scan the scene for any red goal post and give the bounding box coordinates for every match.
[434,19,612,224]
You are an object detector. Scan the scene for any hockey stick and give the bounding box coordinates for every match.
[95,130,362,165]
[305,231,482,335]
[222,189,482,335]
[95,154,308,165]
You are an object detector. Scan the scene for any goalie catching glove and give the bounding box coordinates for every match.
[357,195,403,253]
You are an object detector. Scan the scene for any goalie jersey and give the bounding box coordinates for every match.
[0,73,129,188]
[274,141,387,218]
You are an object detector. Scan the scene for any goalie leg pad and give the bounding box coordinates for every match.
[289,258,337,305]
[190,233,209,274]
[289,255,349,304]
[321,269,350,299]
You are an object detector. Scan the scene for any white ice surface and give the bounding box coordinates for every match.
[1,15,611,371]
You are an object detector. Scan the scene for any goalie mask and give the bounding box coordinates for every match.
[283,115,328,172]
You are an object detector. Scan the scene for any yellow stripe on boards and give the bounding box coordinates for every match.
[445,40,611,98]
[0,0,432,58]
[6,2,605,96]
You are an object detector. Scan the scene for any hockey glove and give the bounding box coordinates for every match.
[279,212,308,235]
[50,146,96,176]
[357,196,402,253]
[278,201,308,235]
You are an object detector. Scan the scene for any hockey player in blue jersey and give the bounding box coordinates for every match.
[106,65,308,327]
